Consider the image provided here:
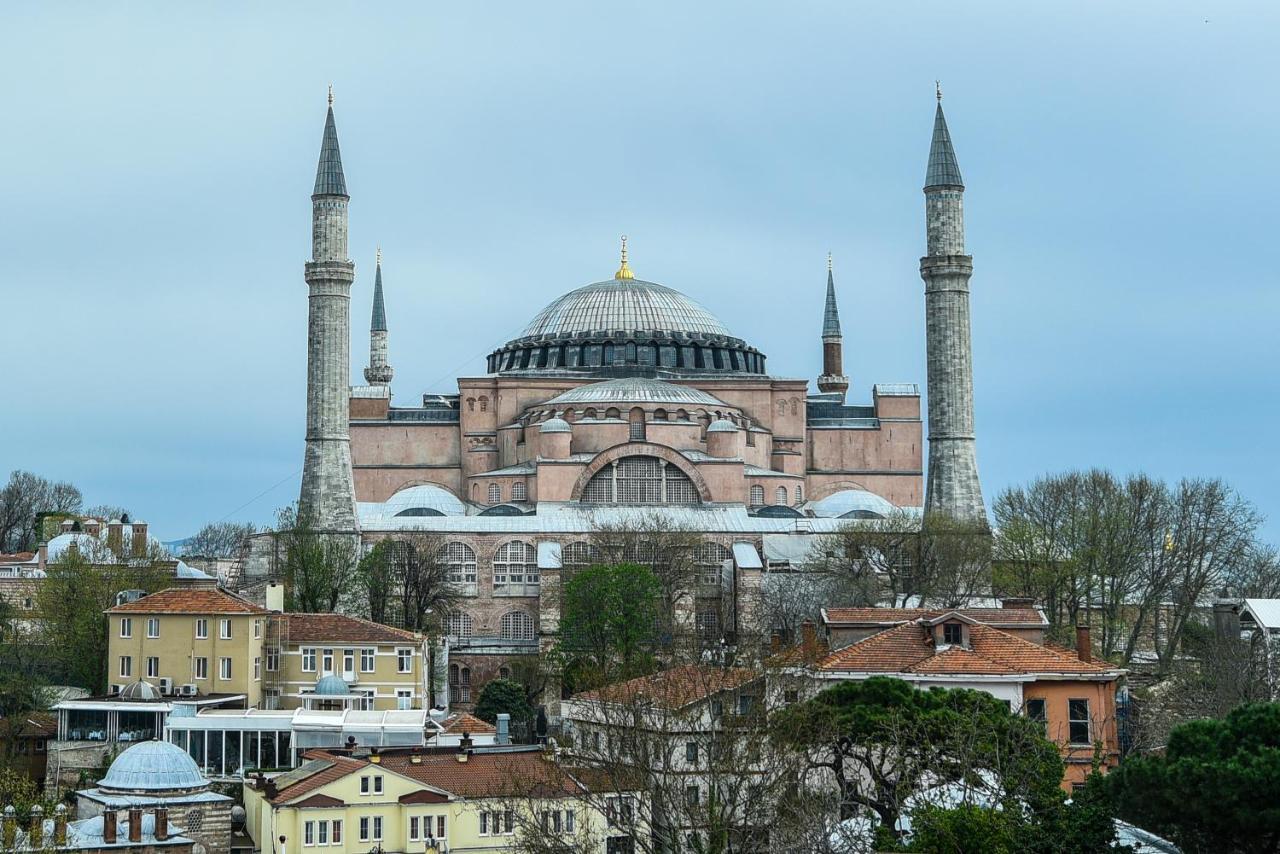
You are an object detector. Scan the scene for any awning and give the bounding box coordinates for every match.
[732,542,763,569]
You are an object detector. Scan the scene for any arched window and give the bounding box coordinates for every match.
[511,481,527,502]
[749,485,764,506]
[499,666,511,679]
[580,456,700,505]
[494,541,538,589]
[500,610,536,641]
[487,483,502,504]
[775,487,788,506]
[439,542,477,584]
[676,409,689,422]
[562,541,602,571]
[795,485,804,505]
[446,611,473,639]
[653,408,668,421]
[450,664,472,704]
[605,407,621,420]
[584,408,598,420]
[696,542,732,588]
[629,408,646,441]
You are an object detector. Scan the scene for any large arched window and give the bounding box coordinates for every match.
[562,541,602,572]
[749,485,764,506]
[581,456,700,506]
[500,610,536,641]
[511,481,527,502]
[439,542,477,584]
[487,483,502,504]
[696,542,732,588]
[446,611,473,639]
[494,541,538,589]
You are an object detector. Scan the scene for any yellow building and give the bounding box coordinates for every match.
[107,588,270,705]
[243,746,645,853]
[268,614,429,712]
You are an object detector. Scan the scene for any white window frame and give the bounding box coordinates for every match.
[317,820,327,846]
[372,816,383,842]
[195,619,208,640]
[119,656,132,678]
[146,657,159,679]
[360,647,376,672]
[331,820,341,845]
[146,617,159,638]
[342,648,355,675]
[397,647,412,673]
[409,816,420,841]
[359,817,369,842]
[219,618,232,640]
[254,619,262,639]
[266,647,279,672]
[321,648,334,674]
[396,689,412,710]
[194,657,208,680]
[304,821,314,846]
[301,647,316,673]
[119,618,132,638]
[373,776,384,795]
[219,657,232,681]
[254,656,262,681]
[360,775,370,795]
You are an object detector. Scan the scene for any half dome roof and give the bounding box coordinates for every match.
[520,279,731,339]
[545,377,726,408]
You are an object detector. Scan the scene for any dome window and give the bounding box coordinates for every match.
[629,408,647,441]
[581,456,699,506]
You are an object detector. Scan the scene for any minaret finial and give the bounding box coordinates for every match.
[328,84,334,107]
[827,251,833,273]
[615,235,634,280]
[376,245,382,266]
[936,80,942,103]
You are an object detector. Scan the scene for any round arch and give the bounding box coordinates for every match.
[569,442,713,503]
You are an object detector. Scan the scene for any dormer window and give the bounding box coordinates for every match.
[942,623,963,646]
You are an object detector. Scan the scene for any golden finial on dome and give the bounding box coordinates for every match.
[615,235,634,280]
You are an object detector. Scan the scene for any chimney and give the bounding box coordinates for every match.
[496,713,510,745]
[457,732,473,762]
[28,805,43,849]
[266,583,285,613]
[102,809,117,844]
[154,807,169,841]
[37,541,48,568]
[131,521,148,557]
[1001,597,1035,610]
[262,779,279,801]
[128,807,142,843]
[2,805,16,849]
[1076,625,1092,663]
[54,805,68,845]
[107,519,124,554]
[369,749,381,765]
[800,620,817,661]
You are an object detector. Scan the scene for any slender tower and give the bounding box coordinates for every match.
[921,87,986,523]
[816,253,849,398]
[299,88,359,531]
[364,248,394,385]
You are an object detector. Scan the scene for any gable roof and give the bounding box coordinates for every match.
[270,754,368,804]
[1241,599,1280,630]
[441,712,496,735]
[822,606,1047,628]
[376,750,586,799]
[815,620,1118,678]
[280,613,421,644]
[108,587,268,615]
[572,664,758,710]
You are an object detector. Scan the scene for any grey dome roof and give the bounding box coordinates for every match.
[539,417,572,433]
[808,489,897,519]
[315,675,351,695]
[706,419,738,433]
[118,680,162,702]
[521,279,731,339]
[99,741,207,792]
[545,378,726,408]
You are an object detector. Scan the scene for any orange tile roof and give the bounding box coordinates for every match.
[441,712,496,735]
[377,750,586,799]
[280,613,421,644]
[815,620,1116,677]
[108,587,268,615]
[271,754,368,804]
[823,607,1046,626]
[0,552,36,562]
[572,664,759,709]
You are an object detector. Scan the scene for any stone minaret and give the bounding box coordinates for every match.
[299,89,359,531]
[921,90,986,523]
[363,248,394,385]
[816,253,849,398]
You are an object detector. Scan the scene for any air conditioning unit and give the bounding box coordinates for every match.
[158,677,174,695]
[109,684,123,695]
[180,684,198,697]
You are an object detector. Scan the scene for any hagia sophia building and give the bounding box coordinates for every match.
[277,88,986,713]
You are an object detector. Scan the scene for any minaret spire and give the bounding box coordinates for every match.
[299,89,359,531]
[614,235,635,280]
[816,253,849,398]
[364,247,394,385]
[920,91,986,524]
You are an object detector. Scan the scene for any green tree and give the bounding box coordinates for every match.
[555,563,663,691]
[1108,702,1280,853]
[273,505,359,613]
[473,678,534,733]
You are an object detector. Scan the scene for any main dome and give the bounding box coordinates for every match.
[521,279,731,338]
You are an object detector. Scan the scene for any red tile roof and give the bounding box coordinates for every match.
[822,606,1046,626]
[441,712,495,735]
[108,587,268,615]
[572,664,759,709]
[280,613,421,644]
[377,750,586,799]
[815,620,1117,677]
[271,754,368,804]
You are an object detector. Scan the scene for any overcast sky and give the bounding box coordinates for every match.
[2,2,1277,542]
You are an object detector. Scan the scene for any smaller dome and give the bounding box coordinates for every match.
[381,484,466,517]
[808,489,896,519]
[99,741,207,793]
[315,675,351,696]
[118,680,162,701]
[540,417,572,433]
[706,419,738,433]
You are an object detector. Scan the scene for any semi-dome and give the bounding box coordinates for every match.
[706,419,738,433]
[808,488,897,519]
[545,377,726,408]
[539,417,572,433]
[522,279,731,339]
[98,741,207,793]
[381,483,466,518]
[314,675,351,695]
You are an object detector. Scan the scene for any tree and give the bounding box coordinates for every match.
[771,677,1064,843]
[181,521,258,558]
[273,505,359,613]
[555,563,664,691]
[588,514,706,641]
[0,470,82,552]
[1108,702,1280,854]
[36,535,172,693]
[474,677,535,732]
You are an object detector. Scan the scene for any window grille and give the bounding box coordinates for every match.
[629,408,646,441]
[749,485,764,506]
[511,481,527,501]
[500,610,536,640]
[695,610,719,640]
[795,485,803,504]
[696,542,732,587]
[439,542,477,583]
[581,456,699,505]
[487,483,502,504]
[446,611,473,639]
[494,540,538,587]
[562,541,602,571]
[775,486,788,506]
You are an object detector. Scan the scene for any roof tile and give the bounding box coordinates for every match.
[280,613,420,644]
[109,588,268,615]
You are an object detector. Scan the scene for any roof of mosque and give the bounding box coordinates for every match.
[706,419,738,433]
[544,377,726,408]
[518,278,731,339]
[925,102,964,189]
[314,675,351,696]
[539,417,572,433]
[98,740,208,792]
